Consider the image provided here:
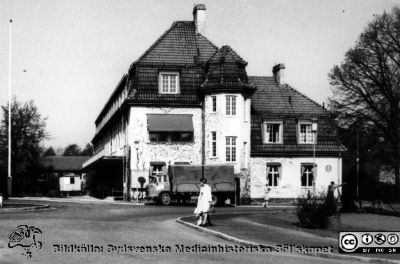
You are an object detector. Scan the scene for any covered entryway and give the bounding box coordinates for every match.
[83,151,124,199]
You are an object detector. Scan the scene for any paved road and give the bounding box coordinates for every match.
[0,200,364,264]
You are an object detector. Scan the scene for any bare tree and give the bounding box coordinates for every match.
[329,7,400,198]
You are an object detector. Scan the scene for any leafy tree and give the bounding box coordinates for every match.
[328,7,400,198]
[43,147,56,156]
[56,147,64,156]
[0,98,49,196]
[63,144,81,156]
[80,143,94,156]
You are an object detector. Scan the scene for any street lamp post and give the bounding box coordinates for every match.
[134,140,140,202]
[7,19,13,197]
[311,122,318,195]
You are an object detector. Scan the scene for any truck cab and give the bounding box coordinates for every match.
[147,162,170,197]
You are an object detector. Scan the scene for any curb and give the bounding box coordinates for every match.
[0,204,50,212]
[11,197,145,206]
[176,217,400,264]
[236,205,297,208]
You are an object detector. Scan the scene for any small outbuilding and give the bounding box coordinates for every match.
[41,156,90,196]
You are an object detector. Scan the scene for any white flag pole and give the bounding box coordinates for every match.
[8,19,12,196]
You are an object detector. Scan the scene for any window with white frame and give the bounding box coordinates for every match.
[159,72,179,94]
[211,96,217,112]
[299,123,315,143]
[225,136,236,162]
[301,164,314,187]
[211,131,217,157]
[226,95,237,116]
[267,163,281,186]
[264,122,283,143]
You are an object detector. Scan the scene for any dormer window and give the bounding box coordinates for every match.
[159,72,180,94]
[298,122,316,144]
[263,121,283,144]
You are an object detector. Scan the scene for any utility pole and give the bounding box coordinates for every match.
[356,129,360,207]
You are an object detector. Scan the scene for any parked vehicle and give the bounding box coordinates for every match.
[146,163,235,206]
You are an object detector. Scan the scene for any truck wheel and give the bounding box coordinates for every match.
[160,192,172,206]
[211,194,218,206]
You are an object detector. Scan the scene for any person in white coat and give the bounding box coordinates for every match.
[263,185,270,208]
[195,179,212,226]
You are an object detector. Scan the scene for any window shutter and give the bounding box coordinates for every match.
[278,165,282,180]
[261,123,266,144]
[266,164,271,185]
[313,164,317,181]
[301,165,305,174]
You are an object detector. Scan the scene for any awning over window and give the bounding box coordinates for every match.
[147,114,194,132]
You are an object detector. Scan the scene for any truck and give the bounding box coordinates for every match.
[145,162,235,206]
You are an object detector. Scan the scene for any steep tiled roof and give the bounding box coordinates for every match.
[135,21,218,65]
[249,76,347,156]
[127,65,203,106]
[250,76,328,117]
[41,156,90,172]
[207,45,247,65]
[126,21,219,106]
[200,46,256,95]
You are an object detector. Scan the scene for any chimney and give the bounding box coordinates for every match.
[272,63,285,85]
[193,4,206,35]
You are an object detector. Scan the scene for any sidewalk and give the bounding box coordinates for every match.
[179,211,400,263]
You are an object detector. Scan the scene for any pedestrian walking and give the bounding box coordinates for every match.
[326,181,345,215]
[194,179,212,226]
[263,185,270,208]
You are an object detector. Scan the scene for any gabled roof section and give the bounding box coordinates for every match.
[41,156,90,172]
[249,76,347,156]
[249,76,328,118]
[135,21,218,65]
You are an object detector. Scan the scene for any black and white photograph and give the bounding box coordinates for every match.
[0,0,400,263]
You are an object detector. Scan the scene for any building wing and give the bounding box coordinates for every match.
[249,76,347,156]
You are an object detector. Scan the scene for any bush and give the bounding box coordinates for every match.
[296,193,330,229]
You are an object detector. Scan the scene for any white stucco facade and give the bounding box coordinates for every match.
[128,106,203,188]
[204,94,251,173]
[85,6,346,202]
[250,156,342,199]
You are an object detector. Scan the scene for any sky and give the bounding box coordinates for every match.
[0,0,398,150]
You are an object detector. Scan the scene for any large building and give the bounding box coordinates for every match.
[83,4,346,202]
